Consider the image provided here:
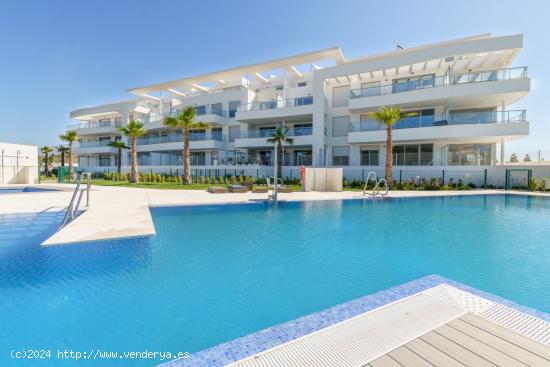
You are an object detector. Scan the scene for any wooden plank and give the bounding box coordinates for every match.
[406,338,465,367]
[460,313,550,361]
[388,346,433,366]
[434,324,527,367]
[449,318,550,366]
[369,354,402,367]
[420,331,496,367]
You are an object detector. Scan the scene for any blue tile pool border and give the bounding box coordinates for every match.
[159,274,549,366]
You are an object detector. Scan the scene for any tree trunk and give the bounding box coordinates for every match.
[68,144,74,182]
[130,136,138,183]
[183,129,191,184]
[44,152,49,176]
[117,148,122,174]
[385,125,393,189]
[277,143,282,178]
[61,151,65,167]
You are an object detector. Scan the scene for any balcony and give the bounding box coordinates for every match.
[234,126,313,148]
[136,132,227,152]
[140,107,230,130]
[68,119,123,135]
[348,109,528,144]
[74,140,118,154]
[348,67,529,112]
[236,96,314,122]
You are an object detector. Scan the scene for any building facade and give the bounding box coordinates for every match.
[68,33,530,176]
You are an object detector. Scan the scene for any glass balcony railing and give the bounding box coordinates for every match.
[237,96,313,112]
[239,126,313,139]
[137,132,225,145]
[170,106,228,118]
[76,140,115,148]
[350,67,528,98]
[350,110,526,132]
[68,120,123,130]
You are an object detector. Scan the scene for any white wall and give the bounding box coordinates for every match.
[0,142,38,184]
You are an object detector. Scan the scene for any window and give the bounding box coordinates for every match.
[332,85,350,107]
[228,125,240,142]
[275,85,284,90]
[447,144,492,166]
[259,126,276,137]
[295,96,313,106]
[294,150,312,166]
[332,146,349,166]
[228,101,240,118]
[195,105,206,115]
[361,81,381,97]
[190,152,206,165]
[392,74,435,93]
[298,82,307,87]
[359,114,382,131]
[211,127,222,141]
[292,123,312,136]
[360,147,379,166]
[332,116,350,137]
[99,155,111,167]
[449,108,496,125]
[393,144,433,166]
[211,103,223,116]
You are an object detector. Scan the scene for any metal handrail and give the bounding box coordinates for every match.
[363,171,377,196]
[363,171,389,198]
[59,172,91,229]
[267,176,283,202]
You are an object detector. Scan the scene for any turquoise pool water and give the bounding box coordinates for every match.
[1,194,549,366]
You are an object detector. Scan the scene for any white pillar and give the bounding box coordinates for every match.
[500,139,505,165]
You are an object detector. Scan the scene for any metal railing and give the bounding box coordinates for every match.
[350,110,527,132]
[238,96,313,112]
[350,67,528,98]
[60,172,91,229]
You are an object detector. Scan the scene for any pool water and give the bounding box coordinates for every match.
[0,187,57,194]
[1,195,550,366]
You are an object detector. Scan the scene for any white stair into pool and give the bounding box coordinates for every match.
[228,291,466,367]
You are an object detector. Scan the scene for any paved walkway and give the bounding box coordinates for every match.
[0,183,544,245]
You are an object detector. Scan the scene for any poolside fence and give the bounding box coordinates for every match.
[80,164,550,190]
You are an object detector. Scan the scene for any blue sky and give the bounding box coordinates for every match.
[0,0,546,154]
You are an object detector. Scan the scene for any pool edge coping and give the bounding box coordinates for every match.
[158,274,549,366]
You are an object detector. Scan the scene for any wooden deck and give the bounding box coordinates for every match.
[367,313,550,367]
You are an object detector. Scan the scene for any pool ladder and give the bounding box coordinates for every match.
[59,172,91,229]
[363,172,389,198]
[267,176,282,202]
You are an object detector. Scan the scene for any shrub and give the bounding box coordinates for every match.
[541,178,547,192]
[205,177,211,184]
[530,176,539,192]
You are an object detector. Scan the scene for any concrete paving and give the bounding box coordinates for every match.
[0,183,545,246]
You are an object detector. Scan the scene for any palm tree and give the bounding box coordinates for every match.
[267,126,294,178]
[56,145,68,167]
[40,146,53,176]
[163,106,209,184]
[367,107,417,188]
[59,130,78,181]
[118,120,145,183]
[108,141,129,174]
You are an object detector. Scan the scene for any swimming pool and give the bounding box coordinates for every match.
[0,186,57,194]
[1,194,549,366]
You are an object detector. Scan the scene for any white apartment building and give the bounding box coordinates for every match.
[68,33,529,177]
